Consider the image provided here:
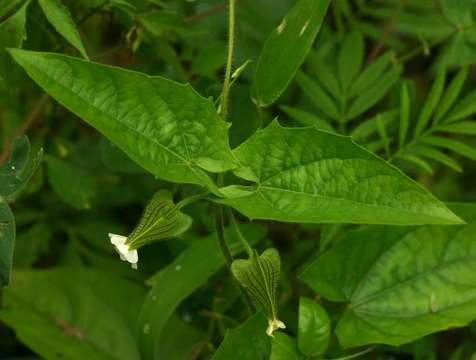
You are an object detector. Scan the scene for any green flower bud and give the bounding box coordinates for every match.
[109,190,192,269]
[231,248,285,337]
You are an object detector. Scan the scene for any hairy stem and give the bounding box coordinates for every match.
[219,0,236,120]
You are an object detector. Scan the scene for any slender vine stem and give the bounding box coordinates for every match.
[319,346,375,360]
[219,0,236,120]
[176,192,207,209]
[214,204,233,267]
[228,208,254,258]
[214,0,237,267]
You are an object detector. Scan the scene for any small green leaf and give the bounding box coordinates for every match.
[414,67,446,137]
[0,136,43,198]
[348,52,393,98]
[446,89,476,123]
[421,135,476,161]
[0,202,15,287]
[441,0,474,25]
[217,121,462,225]
[271,332,304,360]
[300,204,476,348]
[280,105,335,132]
[400,153,434,174]
[296,71,339,120]
[351,109,398,141]
[413,145,462,172]
[399,81,410,147]
[436,121,476,135]
[298,297,330,357]
[376,114,391,158]
[346,64,401,121]
[212,312,271,360]
[252,0,331,107]
[338,31,364,93]
[231,248,284,337]
[0,0,28,87]
[38,0,88,59]
[127,190,192,249]
[307,50,342,99]
[9,49,237,193]
[433,66,468,124]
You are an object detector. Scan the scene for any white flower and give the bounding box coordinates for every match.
[266,318,286,337]
[109,233,138,269]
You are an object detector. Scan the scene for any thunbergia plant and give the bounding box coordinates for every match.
[1,0,476,359]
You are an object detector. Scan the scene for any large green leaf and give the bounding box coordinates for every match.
[0,201,15,287]
[9,49,237,193]
[212,312,271,360]
[252,0,331,107]
[217,121,462,225]
[0,267,146,359]
[300,204,476,348]
[137,224,266,360]
[38,0,88,59]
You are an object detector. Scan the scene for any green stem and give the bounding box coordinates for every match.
[214,202,255,313]
[176,192,207,209]
[219,0,236,120]
[214,204,233,267]
[227,208,254,258]
[318,346,375,360]
[397,23,476,64]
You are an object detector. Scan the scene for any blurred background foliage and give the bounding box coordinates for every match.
[1,0,476,359]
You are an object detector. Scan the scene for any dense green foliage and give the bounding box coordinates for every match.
[1,0,476,359]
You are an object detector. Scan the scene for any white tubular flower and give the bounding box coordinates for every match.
[266,318,286,337]
[109,233,138,269]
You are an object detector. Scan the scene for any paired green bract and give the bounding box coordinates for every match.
[127,190,192,249]
[300,204,476,348]
[218,121,461,225]
[8,49,237,193]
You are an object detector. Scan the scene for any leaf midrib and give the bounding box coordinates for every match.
[23,54,200,171]
[255,186,450,223]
